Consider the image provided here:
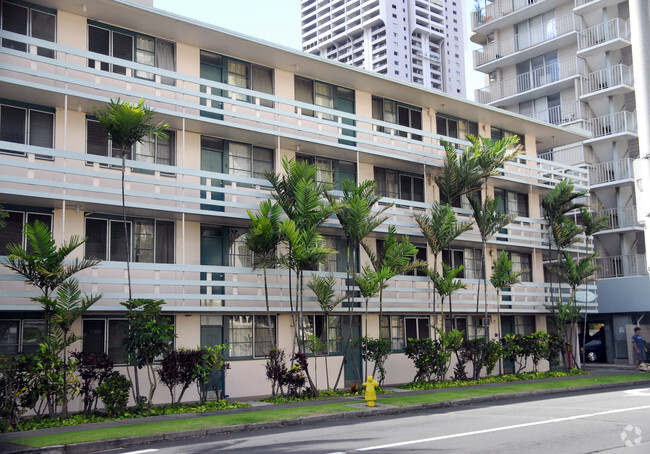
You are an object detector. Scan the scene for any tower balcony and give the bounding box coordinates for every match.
[588,158,634,186]
[577,18,630,57]
[594,254,648,279]
[583,111,637,145]
[581,64,634,100]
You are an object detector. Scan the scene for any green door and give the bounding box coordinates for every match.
[200,226,224,305]
[336,88,356,146]
[501,315,515,374]
[200,316,226,398]
[343,315,362,386]
[200,56,224,120]
[201,145,224,212]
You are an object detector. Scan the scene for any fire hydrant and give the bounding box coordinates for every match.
[362,375,379,407]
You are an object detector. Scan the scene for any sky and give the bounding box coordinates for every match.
[153,0,484,100]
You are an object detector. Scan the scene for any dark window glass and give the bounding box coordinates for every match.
[31,10,55,58]
[1,2,27,52]
[110,221,131,262]
[22,320,44,354]
[0,105,26,143]
[88,25,110,71]
[29,111,54,148]
[108,320,128,364]
[0,211,23,254]
[82,319,105,355]
[87,120,108,156]
[111,32,132,75]
[85,218,107,260]
[0,320,19,354]
[155,220,174,264]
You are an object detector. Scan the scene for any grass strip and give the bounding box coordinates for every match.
[11,374,649,448]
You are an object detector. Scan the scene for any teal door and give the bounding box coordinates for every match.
[343,315,362,386]
[337,88,356,146]
[200,226,224,304]
[201,146,224,212]
[200,57,224,120]
[200,316,226,398]
[501,315,515,374]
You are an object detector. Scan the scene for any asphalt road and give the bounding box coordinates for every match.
[105,386,650,454]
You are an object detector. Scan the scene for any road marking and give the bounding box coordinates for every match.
[356,405,650,451]
[624,388,650,397]
[123,450,158,454]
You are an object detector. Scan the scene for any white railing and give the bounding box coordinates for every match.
[578,18,630,50]
[537,145,586,166]
[477,57,584,103]
[574,0,595,7]
[474,13,580,67]
[589,158,634,185]
[585,111,636,139]
[472,0,543,29]
[0,31,588,192]
[583,64,633,95]
[522,102,584,126]
[595,206,640,230]
[594,254,647,278]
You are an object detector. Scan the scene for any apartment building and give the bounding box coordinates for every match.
[471,0,649,363]
[0,0,589,404]
[301,0,466,96]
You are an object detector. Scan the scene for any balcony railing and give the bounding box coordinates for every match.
[537,145,586,166]
[474,13,580,67]
[594,254,647,278]
[0,31,588,193]
[521,102,585,126]
[595,206,641,230]
[578,18,630,51]
[476,57,584,103]
[582,64,633,96]
[584,111,637,140]
[472,0,543,29]
[589,158,634,185]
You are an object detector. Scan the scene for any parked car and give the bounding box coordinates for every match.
[583,335,606,362]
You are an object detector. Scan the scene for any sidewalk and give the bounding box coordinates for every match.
[1,365,647,454]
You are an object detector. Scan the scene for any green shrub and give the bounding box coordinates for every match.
[97,372,131,418]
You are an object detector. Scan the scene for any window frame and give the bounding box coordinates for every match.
[374,167,424,202]
[0,209,52,254]
[1,0,56,58]
[0,318,45,354]
[0,100,55,158]
[227,314,277,359]
[436,114,478,140]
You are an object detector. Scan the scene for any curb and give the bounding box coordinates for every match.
[4,378,649,454]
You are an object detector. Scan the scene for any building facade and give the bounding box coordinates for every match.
[0,0,589,405]
[301,0,466,96]
[471,0,650,363]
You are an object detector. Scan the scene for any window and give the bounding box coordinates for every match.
[0,210,52,254]
[85,217,174,263]
[229,142,274,179]
[318,235,347,273]
[510,251,532,282]
[88,21,176,84]
[374,167,423,202]
[82,318,129,364]
[405,317,429,347]
[295,76,355,119]
[520,93,561,124]
[515,315,535,335]
[516,51,558,92]
[0,101,54,157]
[442,248,483,279]
[229,230,253,268]
[0,318,45,354]
[515,11,556,51]
[228,315,276,358]
[296,155,356,189]
[372,96,422,140]
[381,315,406,350]
[1,0,55,58]
[302,315,342,353]
[87,118,176,166]
[494,189,529,217]
[436,114,478,140]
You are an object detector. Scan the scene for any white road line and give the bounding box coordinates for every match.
[356,405,650,451]
[122,450,159,454]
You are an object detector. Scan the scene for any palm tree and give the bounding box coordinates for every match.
[327,179,391,389]
[433,141,483,205]
[433,263,467,327]
[549,250,598,367]
[3,220,101,418]
[94,98,168,302]
[469,134,522,179]
[354,264,388,377]
[579,207,608,364]
[490,250,524,375]
[244,200,282,341]
[415,202,473,332]
[469,196,515,338]
[307,274,346,390]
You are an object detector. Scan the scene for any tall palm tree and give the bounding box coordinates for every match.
[469,134,522,179]
[490,250,524,375]
[469,196,515,338]
[433,141,483,205]
[244,200,282,341]
[432,263,466,326]
[579,207,608,364]
[94,98,168,302]
[327,179,391,389]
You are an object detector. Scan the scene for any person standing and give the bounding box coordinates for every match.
[632,327,647,371]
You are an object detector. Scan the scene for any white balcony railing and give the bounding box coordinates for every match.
[594,254,648,278]
[476,57,584,103]
[595,206,641,230]
[522,102,585,126]
[584,111,637,140]
[589,158,634,185]
[582,64,633,96]
[474,13,580,67]
[578,18,630,51]
[537,145,586,166]
[472,0,543,29]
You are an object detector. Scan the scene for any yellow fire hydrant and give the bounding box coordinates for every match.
[362,375,379,407]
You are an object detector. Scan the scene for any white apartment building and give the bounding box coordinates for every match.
[471,0,649,364]
[301,0,466,96]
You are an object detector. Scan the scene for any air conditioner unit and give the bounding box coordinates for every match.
[479,318,491,327]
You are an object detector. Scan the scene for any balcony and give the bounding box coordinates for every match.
[583,111,637,144]
[594,254,648,279]
[475,57,584,105]
[472,0,567,36]
[588,158,634,186]
[0,31,588,193]
[581,64,634,99]
[577,18,630,56]
[473,13,580,69]
[593,206,642,232]
[574,0,625,15]
[537,145,586,166]
[520,102,586,127]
